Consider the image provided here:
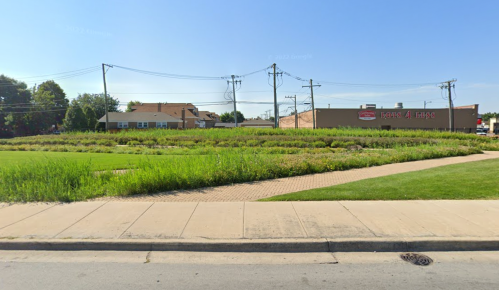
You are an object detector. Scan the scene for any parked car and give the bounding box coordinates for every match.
[476,128,487,136]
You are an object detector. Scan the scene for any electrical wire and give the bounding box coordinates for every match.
[0,68,101,87]
[111,64,226,80]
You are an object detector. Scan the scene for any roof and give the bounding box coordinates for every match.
[131,103,199,119]
[241,119,274,125]
[214,123,237,128]
[198,111,215,121]
[98,112,182,122]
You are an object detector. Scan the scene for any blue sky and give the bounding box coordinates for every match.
[1,0,498,118]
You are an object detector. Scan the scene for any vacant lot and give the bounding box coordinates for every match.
[0,128,497,202]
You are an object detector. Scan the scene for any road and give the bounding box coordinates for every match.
[1,251,498,289]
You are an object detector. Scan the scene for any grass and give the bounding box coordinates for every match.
[0,151,178,171]
[1,127,497,202]
[260,158,499,201]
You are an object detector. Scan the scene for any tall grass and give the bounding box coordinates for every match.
[0,144,480,202]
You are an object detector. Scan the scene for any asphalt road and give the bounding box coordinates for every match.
[1,251,499,290]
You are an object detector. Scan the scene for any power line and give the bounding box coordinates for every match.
[0,68,101,87]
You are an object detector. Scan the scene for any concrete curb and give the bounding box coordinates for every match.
[1,238,499,252]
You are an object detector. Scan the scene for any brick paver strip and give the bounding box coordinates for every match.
[98,151,499,202]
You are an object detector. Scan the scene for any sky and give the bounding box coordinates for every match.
[1,0,498,118]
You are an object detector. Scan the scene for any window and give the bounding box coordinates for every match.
[137,122,148,128]
[117,122,128,128]
[156,122,167,128]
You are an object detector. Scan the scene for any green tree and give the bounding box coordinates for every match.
[0,75,32,136]
[481,112,499,122]
[75,93,120,119]
[29,80,68,133]
[126,100,142,112]
[220,111,245,123]
[64,100,87,131]
[83,106,98,131]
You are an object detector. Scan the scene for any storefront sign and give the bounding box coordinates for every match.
[358,110,376,120]
[360,110,437,120]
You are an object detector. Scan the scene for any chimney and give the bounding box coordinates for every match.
[182,108,186,129]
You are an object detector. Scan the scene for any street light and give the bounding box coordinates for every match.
[424,101,432,109]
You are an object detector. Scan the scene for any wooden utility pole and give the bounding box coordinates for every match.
[439,79,456,132]
[285,95,298,129]
[302,79,321,129]
[228,75,241,127]
[268,64,282,128]
[101,63,112,131]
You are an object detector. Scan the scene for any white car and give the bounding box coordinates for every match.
[476,128,487,136]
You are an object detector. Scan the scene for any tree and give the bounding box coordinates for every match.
[0,75,32,136]
[64,100,87,131]
[83,106,98,131]
[269,116,275,122]
[220,111,245,123]
[482,112,499,122]
[75,93,120,119]
[126,100,142,112]
[29,80,69,133]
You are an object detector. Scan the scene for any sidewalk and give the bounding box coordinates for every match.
[1,200,499,252]
[97,151,499,202]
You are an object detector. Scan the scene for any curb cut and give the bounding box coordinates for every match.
[1,238,499,252]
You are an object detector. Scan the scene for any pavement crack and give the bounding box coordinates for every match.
[0,203,57,230]
[291,202,309,238]
[118,202,155,239]
[144,251,151,264]
[53,202,109,238]
[179,202,199,238]
[338,201,378,237]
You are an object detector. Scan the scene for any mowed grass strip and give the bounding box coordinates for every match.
[260,158,499,201]
[0,151,178,171]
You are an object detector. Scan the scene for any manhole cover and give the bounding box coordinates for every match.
[400,253,433,266]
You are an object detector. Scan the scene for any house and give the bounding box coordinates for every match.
[130,103,201,129]
[98,112,182,131]
[239,119,274,128]
[213,119,274,128]
[198,111,221,128]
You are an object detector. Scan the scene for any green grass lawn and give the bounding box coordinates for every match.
[0,151,177,171]
[261,159,499,201]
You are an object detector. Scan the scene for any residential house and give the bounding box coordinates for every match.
[98,112,182,131]
[131,103,201,129]
[198,111,221,128]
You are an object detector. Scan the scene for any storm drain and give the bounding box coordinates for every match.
[400,253,433,266]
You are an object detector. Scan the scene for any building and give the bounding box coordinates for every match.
[98,112,182,131]
[198,111,220,128]
[239,119,274,128]
[279,104,479,132]
[130,103,200,129]
[214,119,275,128]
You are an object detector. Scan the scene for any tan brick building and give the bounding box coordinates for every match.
[279,105,479,133]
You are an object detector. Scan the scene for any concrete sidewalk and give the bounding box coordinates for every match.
[2,200,499,252]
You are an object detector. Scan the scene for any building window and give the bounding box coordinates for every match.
[156,122,167,128]
[118,122,128,128]
[137,122,148,128]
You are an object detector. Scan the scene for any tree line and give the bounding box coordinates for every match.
[0,75,119,137]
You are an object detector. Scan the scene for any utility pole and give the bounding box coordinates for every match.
[439,79,457,132]
[227,75,241,127]
[424,100,432,109]
[285,95,297,129]
[302,79,321,129]
[268,63,282,128]
[102,63,113,131]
